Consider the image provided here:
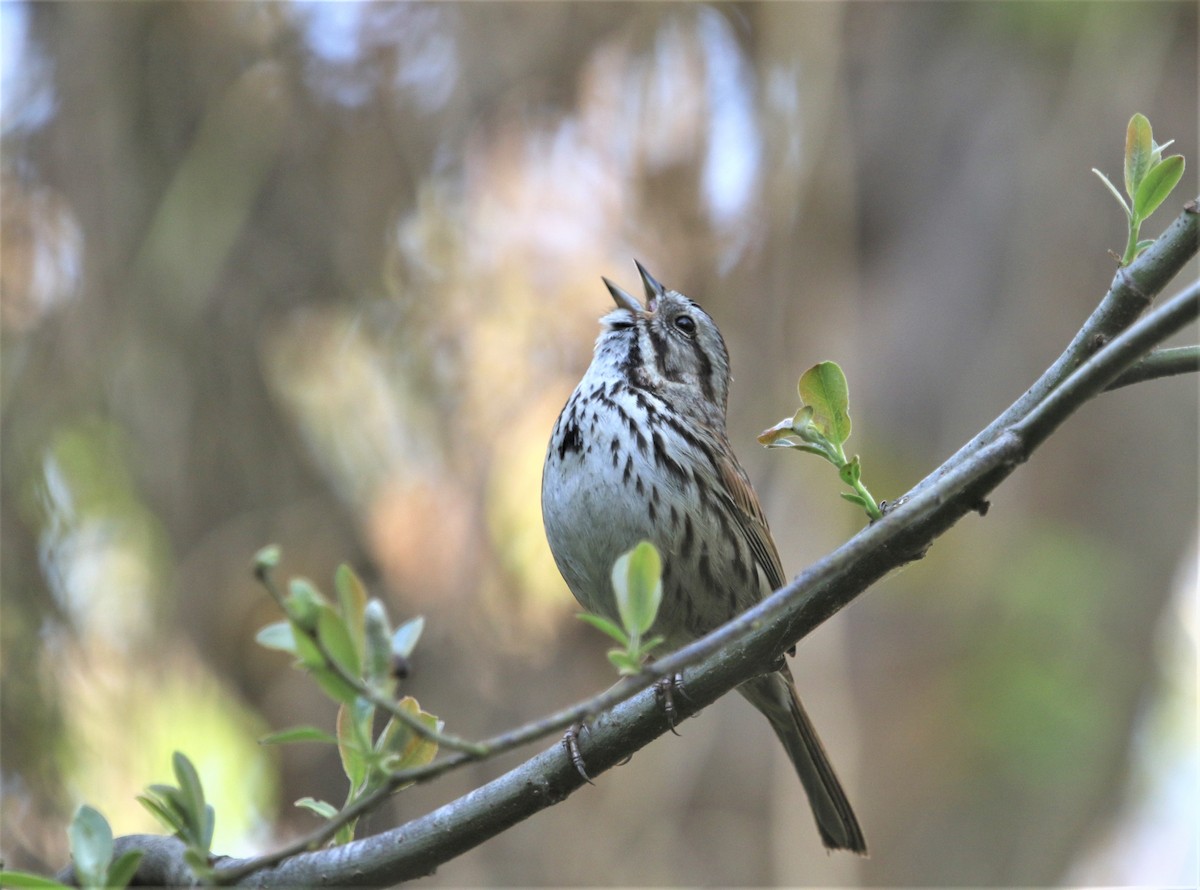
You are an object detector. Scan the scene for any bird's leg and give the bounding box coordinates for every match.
[562,723,594,784]
[654,672,689,735]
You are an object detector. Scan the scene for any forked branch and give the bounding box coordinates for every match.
[62,197,1199,888]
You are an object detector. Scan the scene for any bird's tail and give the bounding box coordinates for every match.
[739,668,867,854]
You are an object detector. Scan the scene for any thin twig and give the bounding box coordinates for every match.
[216,278,1200,887]
[1104,345,1199,390]
[911,196,1199,499]
[212,665,671,883]
[1015,283,1198,450]
[100,200,1200,890]
[255,566,486,756]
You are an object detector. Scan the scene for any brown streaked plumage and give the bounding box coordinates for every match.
[542,261,866,854]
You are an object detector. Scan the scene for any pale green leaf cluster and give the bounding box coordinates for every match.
[2,551,445,886]
[759,361,882,520]
[577,540,666,675]
[253,553,440,845]
[136,752,216,880]
[1093,113,1186,265]
[0,806,143,890]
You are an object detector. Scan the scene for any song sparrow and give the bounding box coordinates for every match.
[542,261,866,854]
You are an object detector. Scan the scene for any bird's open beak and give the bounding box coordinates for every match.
[634,259,665,307]
[603,277,643,313]
[603,260,666,314]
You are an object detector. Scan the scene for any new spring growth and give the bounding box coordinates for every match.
[577,541,666,675]
[759,361,882,521]
[1093,113,1185,265]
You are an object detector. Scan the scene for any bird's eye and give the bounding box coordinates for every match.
[673,314,696,335]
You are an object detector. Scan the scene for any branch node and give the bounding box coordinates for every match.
[1116,265,1151,306]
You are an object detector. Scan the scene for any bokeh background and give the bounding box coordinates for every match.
[2,2,1196,886]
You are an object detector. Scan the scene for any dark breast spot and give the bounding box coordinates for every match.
[557,420,583,460]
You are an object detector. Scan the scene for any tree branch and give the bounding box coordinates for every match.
[56,836,194,888]
[71,198,1198,888]
[1104,345,1199,390]
[910,196,1199,499]
[224,276,1198,889]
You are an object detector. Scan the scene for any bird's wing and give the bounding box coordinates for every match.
[718,450,787,593]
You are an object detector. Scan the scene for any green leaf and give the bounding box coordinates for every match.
[200,804,215,852]
[792,441,841,463]
[145,782,183,802]
[258,725,338,746]
[840,492,867,507]
[607,650,642,674]
[759,407,843,461]
[135,794,181,835]
[334,563,368,656]
[839,455,862,486]
[143,784,188,825]
[391,615,425,659]
[286,578,325,630]
[183,848,212,878]
[798,362,852,445]
[611,541,663,636]
[376,697,441,776]
[336,700,370,788]
[309,666,361,705]
[1124,113,1153,198]
[1133,154,1185,220]
[792,409,832,449]
[289,624,325,671]
[577,612,629,645]
[253,544,281,573]
[756,416,795,446]
[172,752,206,831]
[317,605,362,678]
[255,621,297,654]
[168,754,211,853]
[295,797,339,820]
[363,599,393,687]
[639,634,665,653]
[67,805,113,888]
[0,871,74,888]
[106,850,145,889]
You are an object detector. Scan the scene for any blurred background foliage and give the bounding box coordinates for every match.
[1,2,1196,885]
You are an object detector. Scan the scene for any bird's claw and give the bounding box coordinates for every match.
[655,672,689,735]
[563,723,594,784]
